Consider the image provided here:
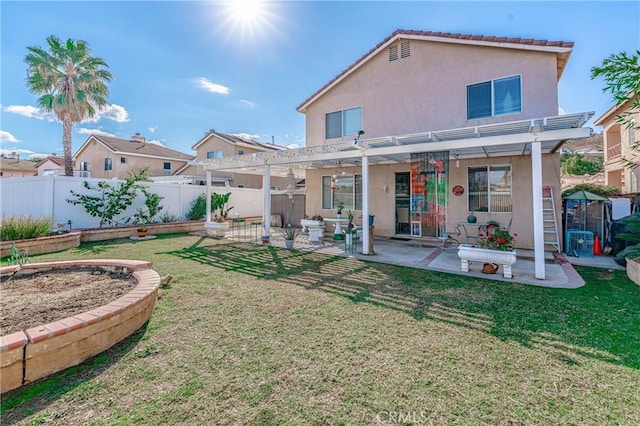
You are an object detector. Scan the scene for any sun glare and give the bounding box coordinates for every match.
[229,0,265,26]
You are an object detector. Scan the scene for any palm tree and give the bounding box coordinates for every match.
[25,35,112,176]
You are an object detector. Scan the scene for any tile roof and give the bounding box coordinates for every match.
[192,130,286,151]
[92,135,194,160]
[297,29,574,112]
[1,158,38,173]
[35,156,66,167]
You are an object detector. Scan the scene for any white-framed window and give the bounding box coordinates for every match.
[468,165,512,213]
[467,75,521,120]
[207,150,223,159]
[322,174,362,210]
[238,149,245,155]
[104,158,112,171]
[120,157,127,164]
[325,107,362,139]
[80,161,89,171]
[163,162,171,170]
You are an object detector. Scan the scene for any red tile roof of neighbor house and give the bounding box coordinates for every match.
[297,29,574,112]
[91,135,194,160]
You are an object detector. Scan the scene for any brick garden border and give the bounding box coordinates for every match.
[0,259,160,394]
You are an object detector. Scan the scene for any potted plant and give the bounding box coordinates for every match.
[281,224,298,249]
[457,225,518,278]
[347,210,355,230]
[133,188,164,238]
[336,201,345,218]
[204,192,233,237]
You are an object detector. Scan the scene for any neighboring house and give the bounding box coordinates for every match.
[561,172,605,192]
[197,29,593,280]
[0,155,37,178]
[594,99,640,194]
[73,133,193,179]
[179,130,287,188]
[35,155,80,176]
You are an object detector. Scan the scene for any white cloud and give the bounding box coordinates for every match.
[195,77,230,95]
[558,106,566,115]
[0,148,36,157]
[240,99,255,108]
[82,104,129,123]
[4,105,56,121]
[148,126,158,133]
[147,139,165,146]
[286,143,301,149]
[77,128,116,137]
[0,130,20,143]
[232,132,260,141]
[4,103,129,123]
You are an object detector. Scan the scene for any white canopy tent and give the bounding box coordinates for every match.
[191,112,593,280]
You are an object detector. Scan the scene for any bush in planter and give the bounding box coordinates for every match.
[186,194,216,221]
[0,215,52,241]
[614,212,640,265]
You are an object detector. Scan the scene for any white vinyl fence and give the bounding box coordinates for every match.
[0,176,263,229]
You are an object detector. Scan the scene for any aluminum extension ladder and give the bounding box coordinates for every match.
[542,185,561,252]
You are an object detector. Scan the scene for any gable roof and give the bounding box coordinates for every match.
[1,158,37,174]
[297,29,574,113]
[74,135,193,161]
[35,156,66,168]
[191,130,286,152]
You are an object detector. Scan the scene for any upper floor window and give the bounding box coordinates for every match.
[104,158,112,171]
[467,75,521,120]
[468,165,512,213]
[325,107,362,139]
[238,149,245,155]
[80,162,89,171]
[120,157,127,164]
[207,150,223,159]
[163,162,171,170]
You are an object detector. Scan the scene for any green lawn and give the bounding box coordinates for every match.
[2,233,639,425]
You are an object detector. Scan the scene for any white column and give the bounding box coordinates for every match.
[361,154,370,255]
[205,169,212,223]
[531,141,545,279]
[263,165,271,237]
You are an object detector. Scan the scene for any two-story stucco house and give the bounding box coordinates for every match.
[197,29,593,279]
[178,130,287,188]
[594,99,639,194]
[73,133,193,179]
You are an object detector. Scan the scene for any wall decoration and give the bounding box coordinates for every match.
[452,185,464,196]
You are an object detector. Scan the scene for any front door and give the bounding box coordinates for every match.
[395,172,410,234]
[409,152,449,238]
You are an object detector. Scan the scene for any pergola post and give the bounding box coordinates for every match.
[531,141,545,279]
[263,165,271,237]
[205,169,212,223]
[361,154,370,255]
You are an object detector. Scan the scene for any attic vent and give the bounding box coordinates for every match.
[389,44,398,62]
[400,40,410,58]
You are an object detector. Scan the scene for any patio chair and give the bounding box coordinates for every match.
[439,224,461,250]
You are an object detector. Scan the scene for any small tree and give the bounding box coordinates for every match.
[562,183,620,198]
[133,187,164,229]
[67,168,152,227]
[561,153,603,175]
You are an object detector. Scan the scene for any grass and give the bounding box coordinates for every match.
[2,233,639,425]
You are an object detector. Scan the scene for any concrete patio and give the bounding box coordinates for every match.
[239,229,624,289]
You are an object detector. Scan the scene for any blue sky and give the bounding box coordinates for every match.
[1,0,638,159]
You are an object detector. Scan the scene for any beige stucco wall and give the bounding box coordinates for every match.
[601,109,639,194]
[303,40,560,146]
[305,153,561,249]
[187,136,286,188]
[74,143,187,179]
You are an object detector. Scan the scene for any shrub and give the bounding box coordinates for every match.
[562,183,620,198]
[186,194,215,221]
[0,215,52,241]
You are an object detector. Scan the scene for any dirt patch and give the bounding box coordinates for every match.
[1,268,136,335]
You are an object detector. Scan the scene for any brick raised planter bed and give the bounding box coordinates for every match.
[0,259,160,394]
[80,221,205,243]
[627,257,640,285]
[0,231,81,258]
